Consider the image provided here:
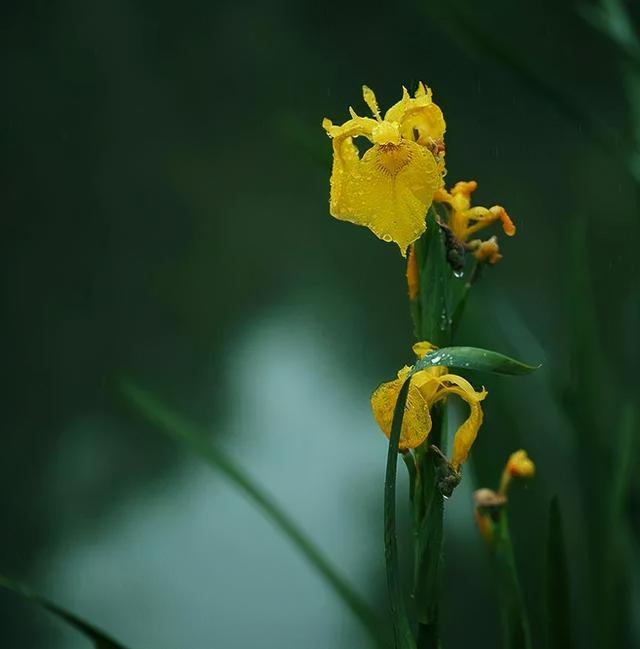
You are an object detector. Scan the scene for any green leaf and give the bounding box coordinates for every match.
[545,498,572,649]
[0,574,129,649]
[494,511,533,649]
[384,378,417,649]
[413,346,539,376]
[119,380,387,648]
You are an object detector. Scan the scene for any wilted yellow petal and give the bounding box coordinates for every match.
[371,369,433,449]
[406,244,419,300]
[431,374,487,470]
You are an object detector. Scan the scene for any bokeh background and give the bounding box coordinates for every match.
[2,0,639,647]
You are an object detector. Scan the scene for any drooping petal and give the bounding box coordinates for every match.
[371,367,433,449]
[431,374,487,470]
[406,244,419,300]
[328,140,443,255]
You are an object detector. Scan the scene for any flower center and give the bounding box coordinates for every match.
[374,143,413,177]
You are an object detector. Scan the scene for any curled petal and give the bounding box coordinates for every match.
[432,374,487,471]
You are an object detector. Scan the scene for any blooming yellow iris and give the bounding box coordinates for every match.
[370,342,487,471]
[322,84,446,255]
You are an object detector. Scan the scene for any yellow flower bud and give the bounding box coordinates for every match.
[499,449,535,495]
[473,236,502,265]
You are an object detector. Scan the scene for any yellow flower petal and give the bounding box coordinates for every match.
[432,374,487,471]
[324,85,447,254]
[406,244,419,300]
[362,85,382,120]
[328,140,442,255]
[412,340,437,359]
[371,368,433,449]
[384,83,446,147]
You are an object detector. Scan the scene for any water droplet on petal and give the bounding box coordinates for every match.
[382,234,392,242]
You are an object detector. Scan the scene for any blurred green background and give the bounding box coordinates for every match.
[2,0,639,647]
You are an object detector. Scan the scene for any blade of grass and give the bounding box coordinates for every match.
[0,574,129,649]
[384,378,417,649]
[545,498,572,649]
[119,380,387,648]
[494,510,532,649]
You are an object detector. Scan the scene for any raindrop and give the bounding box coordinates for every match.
[453,269,464,279]
[382,234,392,242]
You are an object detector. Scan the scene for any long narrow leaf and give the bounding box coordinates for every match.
[494,511,532,649]
[545,498,572,649]
[119,380,386,647]
[414,346,539,375]
[384,378,417,649]
[0,575,129,649]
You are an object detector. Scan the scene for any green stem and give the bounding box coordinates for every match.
[414,406,446,645]
[119,380,387,648]
[410,207,453,647]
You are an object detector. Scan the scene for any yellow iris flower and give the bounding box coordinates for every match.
[434,180,516,243]
[323,83,446,255]
[370,342,487,470]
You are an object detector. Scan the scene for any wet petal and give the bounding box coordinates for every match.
[371,370,433,449]
[432,374,487,470]
[412,340,437,359]
[362,85,382,120]
[328,141,442,255]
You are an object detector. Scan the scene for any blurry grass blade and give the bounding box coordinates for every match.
[384,378,417,649]
[601,403,638,643]
[0,575,128,649]
[546,498,572,649]
[413,346,539,375]
[580,0,640,65]
[494,511,532,649]
[119,380,386,648]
